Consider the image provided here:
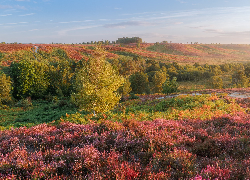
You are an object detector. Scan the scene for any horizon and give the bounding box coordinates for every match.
[0,0,250,44]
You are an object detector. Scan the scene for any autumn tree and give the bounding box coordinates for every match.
[118,78,132,97]
[209,76,223,89]
[151,71,167,93]
[71,46,124,114]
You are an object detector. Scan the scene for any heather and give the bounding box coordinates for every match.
[1,114,250,179]
[0,93,250,179]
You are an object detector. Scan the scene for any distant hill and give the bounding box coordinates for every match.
[0,43,250,66]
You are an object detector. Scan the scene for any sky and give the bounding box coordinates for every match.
[0,0,250,44]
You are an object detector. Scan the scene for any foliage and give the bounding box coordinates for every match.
[232,70,249,88]
[0,73,12,105]
[162,77,179,94]
[47,57,75,97]
[209,76,223,89]
[118,77,132,97]
[10,59,50,99]
[151,71,167,93]
[71,47,124,114]
[116,37,142,44]
[129,72,149,94]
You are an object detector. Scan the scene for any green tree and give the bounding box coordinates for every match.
[71,47,124,114]
[232,70,249,88]
[10,59,50,99]
[209,76,223,89]
[129,72,149,94]
[47,58,75,97]
[0,73,12,104]
[162,77,179,95]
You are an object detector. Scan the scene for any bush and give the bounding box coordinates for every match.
[15,97,32,110]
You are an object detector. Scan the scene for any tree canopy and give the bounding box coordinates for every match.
[71,47,124,114]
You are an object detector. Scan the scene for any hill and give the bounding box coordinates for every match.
[1,43,250,66]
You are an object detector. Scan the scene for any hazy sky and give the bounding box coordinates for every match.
[0,0,250,44]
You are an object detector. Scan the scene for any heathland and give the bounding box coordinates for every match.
[0,41,250,179]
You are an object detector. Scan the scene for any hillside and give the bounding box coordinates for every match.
[1,43,250,66]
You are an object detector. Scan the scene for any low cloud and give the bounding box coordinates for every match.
[19,13,34,16]
[0,14,12,16]
[58,25,100,36]
[219,31,250,38]
[104,21,155,28]
[203,29,223,33]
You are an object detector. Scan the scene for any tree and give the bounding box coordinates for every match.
[162,77,179,95]
[10,59,50,99]
[71,46,124,114]
[232,70,249,88]
[151,71,167,93]
[0,73,12,104]
[47,57,75,97]
[118,78,132,97]
[209,76,223,89]
[129,72,149,94]
[116,37,142,44]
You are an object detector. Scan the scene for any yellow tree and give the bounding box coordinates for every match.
[71,46,124,114]
[151,71,167,93]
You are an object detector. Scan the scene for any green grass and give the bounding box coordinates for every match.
[0,99,79,130]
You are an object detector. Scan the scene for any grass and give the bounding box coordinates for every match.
[0,99,78,130]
